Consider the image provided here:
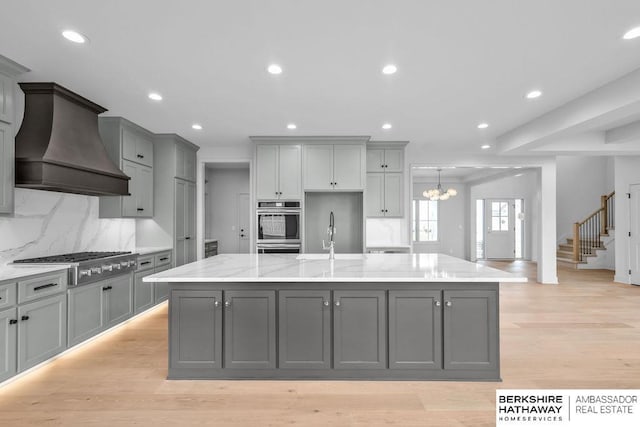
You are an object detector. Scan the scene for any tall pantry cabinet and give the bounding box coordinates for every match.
[137,134,199,267]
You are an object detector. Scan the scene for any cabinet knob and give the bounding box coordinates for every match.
[323,300,329,307]
[335,301,341,307]
[9,319,17,325]
[224,301,231,307]
[434,301,441,307]
[445,301,452,307]
[137,154,144,159]
[214,300,220,307]
[21,315,30,321]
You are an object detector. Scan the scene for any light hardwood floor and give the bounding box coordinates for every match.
[1,262,638,426]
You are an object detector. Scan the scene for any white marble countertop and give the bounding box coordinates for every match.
[134,246,173,256]
[0,264,70,282]
[144,253,527,283]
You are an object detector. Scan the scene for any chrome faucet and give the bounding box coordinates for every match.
[322,211,336,260]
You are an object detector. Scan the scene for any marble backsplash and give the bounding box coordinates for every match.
[0,189,135,265]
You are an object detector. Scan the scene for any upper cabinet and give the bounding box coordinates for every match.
[303,144,366,191]
[175,142,197,182]
[256,144,301,200]
[365,142,407,218]
[0,56,29,215]
[98,117,154,218]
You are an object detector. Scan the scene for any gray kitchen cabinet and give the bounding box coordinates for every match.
[0,57,28,215]
[153,251,172,303]
[175,141,197,182]
[17,293,67,371]
[224,290,276,369]
[0,121,13,214]
[383,172,403,217]
[0,307,17,382]
[303,144,365,191]
[443,290,498,371]
[175,179,196,266]
[134,270,154,314]
[104,273,133,328]
[99,117,154,218]
[255,144,301,200]
[366,173,384,217]
[170,290,222,370]
[366,148,403,173]
[68,281,105,347]
[278,290,331,369]
[333,290,386,369]
[389,290,442,369]
[0,281,17,311]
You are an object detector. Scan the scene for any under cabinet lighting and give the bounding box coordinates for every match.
[62,30,87,44]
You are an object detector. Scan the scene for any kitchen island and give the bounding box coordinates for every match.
[144,253,526,381]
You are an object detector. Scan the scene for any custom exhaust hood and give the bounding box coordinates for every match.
[14,82,130,196]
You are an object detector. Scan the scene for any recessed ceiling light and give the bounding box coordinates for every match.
[382,123,392,130]
[477,123,489,129]
[623,26,640,40]
[382,64,397,75]
[62,30,87,44]
[526,90,542,99]
[481,144,491,150]
[192,124,202,130]
[148,92,163,101]
[287,123,297,130]
[267,64,283,75]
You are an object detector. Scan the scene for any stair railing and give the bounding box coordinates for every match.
[572,191,615,262]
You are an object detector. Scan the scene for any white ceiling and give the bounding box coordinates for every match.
[2,0,640,153]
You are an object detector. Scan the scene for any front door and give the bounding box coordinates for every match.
[630,184,640,285]
[237,193,250,253]
[484,199,515,260]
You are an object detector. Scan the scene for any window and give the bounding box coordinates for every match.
[491,201,509,231]
[412,199,438,241]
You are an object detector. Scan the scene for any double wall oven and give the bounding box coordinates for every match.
[256,201,301,253]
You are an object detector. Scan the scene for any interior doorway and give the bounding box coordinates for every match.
[204,162,251,254]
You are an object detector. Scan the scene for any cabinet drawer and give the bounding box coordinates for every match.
[154,252,172,268]
[0,282,17,310]
[136,255,155,272]
[18,272,67,304]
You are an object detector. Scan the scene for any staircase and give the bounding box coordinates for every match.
[557,192,615,269]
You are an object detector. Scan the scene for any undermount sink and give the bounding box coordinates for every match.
[296,253,366,260]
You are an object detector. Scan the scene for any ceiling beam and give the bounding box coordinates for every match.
[605,119,640,144]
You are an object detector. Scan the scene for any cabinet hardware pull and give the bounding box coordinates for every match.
[137,154,144,158]
[34,283,57,292]
[9,319,17,325]
[434,301,441,307]
[137,208,144,211]
[21,315,30,321]
[445,301,452,307]
[140,261,151,265]
[214,300,220,307]
[185,237,191,240]
[102,286,112,291]
[323,300,329,306]
[334,301,341,307]
[224,301,231,307]
[159,257,168,261]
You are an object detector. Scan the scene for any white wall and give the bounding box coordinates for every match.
[206,166,250,254]
[0,189,135,265]
[411,180,468,259]
[469,170,538,262]
[556,156,612,242]
[614,155,640,283]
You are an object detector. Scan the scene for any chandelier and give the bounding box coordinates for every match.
[423,168,457,201]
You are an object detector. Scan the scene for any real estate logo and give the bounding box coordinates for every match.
[496,389,640,427]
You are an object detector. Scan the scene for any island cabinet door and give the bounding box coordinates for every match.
[333,290,386,369]
[224,290,276,369]
[388,290,442,369]
[442,290,498,371]
[170,290,222,370]
[278,290,331,369]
